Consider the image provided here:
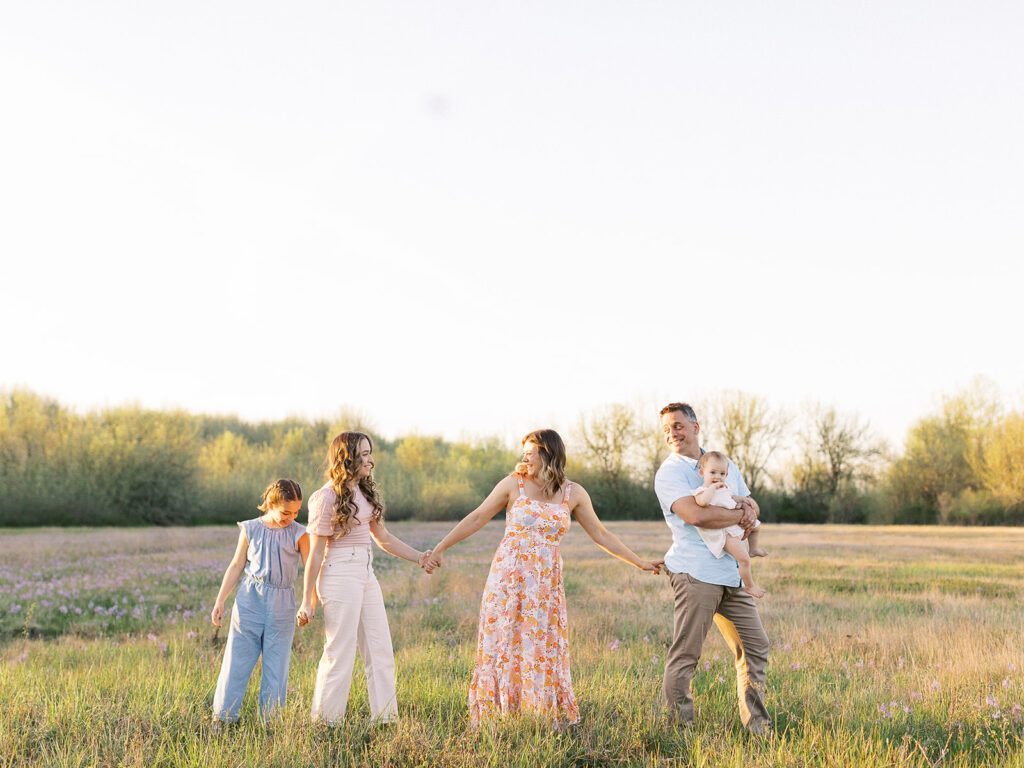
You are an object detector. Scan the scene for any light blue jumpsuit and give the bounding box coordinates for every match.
[213,518,306,722]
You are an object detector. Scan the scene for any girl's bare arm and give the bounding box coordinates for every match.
[369,519,425,563]
[297,534,328,624]
[211,530,248,626]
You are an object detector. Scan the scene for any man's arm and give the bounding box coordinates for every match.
[655,464,759,531]
[728,462,759,533]
[670,495,747,528]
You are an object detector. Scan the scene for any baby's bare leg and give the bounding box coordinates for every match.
[724,535,766,599]
[747,527,768,558]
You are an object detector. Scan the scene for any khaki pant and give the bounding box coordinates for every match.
[663,571,770,729]
[310,546,397,724]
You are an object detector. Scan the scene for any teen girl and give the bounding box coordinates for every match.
[296,431,429,724]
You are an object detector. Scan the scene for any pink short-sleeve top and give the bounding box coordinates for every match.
[306,483,374,549]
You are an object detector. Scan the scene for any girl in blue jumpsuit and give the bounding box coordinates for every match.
[211,479,310,723]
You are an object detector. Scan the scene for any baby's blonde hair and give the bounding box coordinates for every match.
[697,451,729,474]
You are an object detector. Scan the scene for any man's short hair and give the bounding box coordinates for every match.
[659,402,698,423]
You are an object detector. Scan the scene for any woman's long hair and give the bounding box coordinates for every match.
[514,429,567,498]
[325,431,384,535]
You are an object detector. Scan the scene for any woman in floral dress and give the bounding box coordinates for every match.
[425,429,663,727]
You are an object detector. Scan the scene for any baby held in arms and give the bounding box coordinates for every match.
[693,451,768,598]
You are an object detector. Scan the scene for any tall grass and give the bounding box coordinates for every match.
[1,523,1022,766]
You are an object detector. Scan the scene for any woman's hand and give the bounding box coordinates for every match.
[295,600,316,627]
[423,549,444,573]
[417,549,434,572]
[211,601,225,627]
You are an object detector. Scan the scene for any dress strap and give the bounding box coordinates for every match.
[516,476,526,497]
[561,481,573,506]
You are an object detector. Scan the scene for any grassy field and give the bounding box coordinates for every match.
[1,522,1022,767]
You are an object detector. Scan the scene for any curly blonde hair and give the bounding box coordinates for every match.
[514,429,567,498]
[325,431,384,535]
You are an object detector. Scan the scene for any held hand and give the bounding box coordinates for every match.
[417,549,433,572]
[295,600,316,627]
[638,559,664,575]
[424,549,444,573]
[211,602,224,627]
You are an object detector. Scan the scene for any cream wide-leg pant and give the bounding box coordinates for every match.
[310,545,398,724]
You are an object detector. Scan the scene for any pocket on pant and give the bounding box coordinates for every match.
[319,559,365,591]
[323,554,359,571]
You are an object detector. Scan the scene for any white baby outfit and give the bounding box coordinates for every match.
[692,485,760,559]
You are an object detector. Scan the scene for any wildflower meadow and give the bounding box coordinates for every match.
[1,522,1022,767]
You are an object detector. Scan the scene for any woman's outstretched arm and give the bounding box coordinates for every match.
[570,484,663,574]
[425,475,517,570]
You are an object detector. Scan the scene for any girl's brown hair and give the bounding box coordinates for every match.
[514,428,567,498]
[258,478,303,511]
[326,431,384,535]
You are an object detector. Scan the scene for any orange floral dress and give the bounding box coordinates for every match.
[468,476,580,728]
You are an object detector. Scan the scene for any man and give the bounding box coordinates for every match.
[654,402,771,732]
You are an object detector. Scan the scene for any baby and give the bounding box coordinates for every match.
[693,451,767,598]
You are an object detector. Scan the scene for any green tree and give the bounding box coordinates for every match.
[979,411,1024,505]
[886,381,1000,521]
[704,391,787,496]
[788,405,882,523]
[577,403,642,510]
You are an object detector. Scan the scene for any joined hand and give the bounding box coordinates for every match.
[639,559,665,576]
[416,549,435,573]
[420,549,443,574]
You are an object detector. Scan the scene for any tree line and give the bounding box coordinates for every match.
[1,383,1021,526]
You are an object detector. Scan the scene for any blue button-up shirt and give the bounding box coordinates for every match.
[654,451,750,587]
